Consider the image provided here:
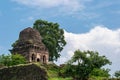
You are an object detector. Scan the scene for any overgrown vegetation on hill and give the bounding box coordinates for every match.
[39,63,72,80]
[0,62,120,80]
[58,50,111,80]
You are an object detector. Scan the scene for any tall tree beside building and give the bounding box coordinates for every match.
[33,19,66,61]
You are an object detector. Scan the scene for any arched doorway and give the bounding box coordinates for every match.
[31,54,36,62]
[43,55,46,63]
[37,58,40,62]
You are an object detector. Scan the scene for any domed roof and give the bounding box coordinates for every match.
[19,27,42,44]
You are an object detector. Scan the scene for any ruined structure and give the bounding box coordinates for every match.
[10,27,49,63]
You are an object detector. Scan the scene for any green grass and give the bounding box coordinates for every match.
[48,77,72,80]
[43,63,72,80]
[34,63,112,80]
[1,62,116,80]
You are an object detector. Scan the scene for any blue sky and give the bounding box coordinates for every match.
[0,0,120,75]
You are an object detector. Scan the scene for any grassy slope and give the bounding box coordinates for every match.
[39,63,113,80]
[0,62,71,80]
[1,63,113,80]
[34,63,120,80]
[47,65,72,80]
[35,63,72,80]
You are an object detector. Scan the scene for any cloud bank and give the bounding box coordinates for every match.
[12,0,119,20]
[12,0,92,14]
[57,26,120,74]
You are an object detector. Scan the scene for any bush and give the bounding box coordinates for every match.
[0,54,26,67]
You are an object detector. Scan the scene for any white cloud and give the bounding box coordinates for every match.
[12,0,62,8]
[12,0,92,14]
[56,26,120,74]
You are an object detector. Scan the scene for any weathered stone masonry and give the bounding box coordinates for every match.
[10,27,49,63]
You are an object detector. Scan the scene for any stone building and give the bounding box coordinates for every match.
[10,27,49,63]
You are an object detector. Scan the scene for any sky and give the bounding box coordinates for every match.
[0,0,120,75]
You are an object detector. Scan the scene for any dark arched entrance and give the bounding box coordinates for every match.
[43,55,46,63]
[37,58,40,62]
[31,54,35,62]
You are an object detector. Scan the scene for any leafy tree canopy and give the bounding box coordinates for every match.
[33,19,66,61]
[0,54,26,67]
[114,70,120,78]
[12,40,19,47]
[90,68,110,77]
[65,50,111,80]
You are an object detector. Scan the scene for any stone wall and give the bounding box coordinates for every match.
[0,64,48,80]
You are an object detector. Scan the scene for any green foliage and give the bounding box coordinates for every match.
[33,19,66,61]
[48,77,72,80]
[11,54,26,65]
[11,40,19,47]
[44,63,72,80]
[0,54,11,66]
[89,76,108,80]
[64,50,111,80]
[114,70,120,78]
[45,64,59,78]
[0,54,26,67]
[90,68,110,77]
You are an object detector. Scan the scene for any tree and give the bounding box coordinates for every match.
[65,50,111,80]
[0,54,26,67]
[0,54,11,66]
[11,54,26,65]
[114,70,120,78]
[90,68,110,77]
[33,19,66,61]
[11,40,19,47]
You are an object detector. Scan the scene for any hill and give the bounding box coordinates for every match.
[0,63,71,80]
[0,63,47,80]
